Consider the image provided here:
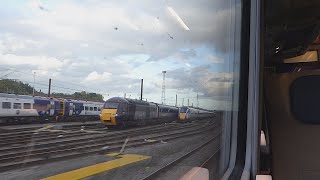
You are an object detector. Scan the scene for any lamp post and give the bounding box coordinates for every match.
[33,72,36,96]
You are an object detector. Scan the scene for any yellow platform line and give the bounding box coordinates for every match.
[41,154,151,180]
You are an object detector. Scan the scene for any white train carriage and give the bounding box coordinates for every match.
[178,106,215,122]
[79,101,104,116]
[0,93,58,123]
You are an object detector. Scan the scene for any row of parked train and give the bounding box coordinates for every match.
[0,93,104,124]
[99,97,215,127]
[0,93,215,126]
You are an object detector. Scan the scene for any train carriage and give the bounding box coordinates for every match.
[0,93,104,124]
[0,93,60,123]
[55,99,104,121]
[178,106,215,122]
[100,97,179,127]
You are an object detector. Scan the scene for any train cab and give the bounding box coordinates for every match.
[179,106,188,121]
[100,97,127,126]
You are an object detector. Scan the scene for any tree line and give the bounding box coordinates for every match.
[0,79,104,102]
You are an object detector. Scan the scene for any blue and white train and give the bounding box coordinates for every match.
[0,93,104,124]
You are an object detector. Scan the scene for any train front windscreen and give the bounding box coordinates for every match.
[103,102,119,109]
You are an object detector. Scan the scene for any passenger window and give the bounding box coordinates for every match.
[2,102,11,109]
[85,106,88,110]
[94,107,97,111]
[98,107,101,111]
[13,103,22,109]
[24,103,31,109]
[90,107,93,111]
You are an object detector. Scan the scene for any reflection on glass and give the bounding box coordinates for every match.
[284,50,318,63]
[0,0,241,179]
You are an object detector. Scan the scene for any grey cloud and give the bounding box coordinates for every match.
[0,0,238,106]
[165,66,233,100]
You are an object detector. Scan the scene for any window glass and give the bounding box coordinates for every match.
[24,103,31,109]
[2,102,11,109]
[13,103,21,109]
[0,1,242,179]
[104,102,119,109]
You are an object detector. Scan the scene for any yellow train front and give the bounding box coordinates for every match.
[178,106,215,122]
[100,97,179,127]
[178,106,189,122]
[100,97,131,127]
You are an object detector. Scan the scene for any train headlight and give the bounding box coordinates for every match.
[115,113,118,116]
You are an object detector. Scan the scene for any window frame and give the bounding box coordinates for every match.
[24,103,31,109]
[2,102,11,109]
[13,103,22,109]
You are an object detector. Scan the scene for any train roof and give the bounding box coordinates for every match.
[105,97,179,108]
[0,93,59,101]
[157,104,179,109]
[0,93,34,99]
[180,106,214,112]
[105,97,151,106]
[64,99,104,104]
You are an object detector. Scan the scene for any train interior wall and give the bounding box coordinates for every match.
[264,69,320,180]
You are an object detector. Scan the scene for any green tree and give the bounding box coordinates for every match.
[0,79,104,101]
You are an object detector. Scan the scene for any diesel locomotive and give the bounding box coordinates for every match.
[100,97,179,127]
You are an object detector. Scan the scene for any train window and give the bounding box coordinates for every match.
[23,103,31,109]
[104,102,119,109]
[13,103,21,109]
[0,0,242,179]
[2,102,11,109]
[180,107,188,113]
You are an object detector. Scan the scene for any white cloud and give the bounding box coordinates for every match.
[0,53,63,70]
[84,71,112,82]
[207,55,224,63]
[80,43,89,48]
[0,0,236,109]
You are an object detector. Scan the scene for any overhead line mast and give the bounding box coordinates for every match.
[161,71,166,104]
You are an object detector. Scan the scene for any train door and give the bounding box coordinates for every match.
[69,102,74,116]
[49,100,55,116]
[128,104,135,120]
[59,100,64,116]
[146,106,150,119]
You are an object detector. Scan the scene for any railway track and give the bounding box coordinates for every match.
[142,128,222,180]
[0,118,100,127]
[0,119,219,172]
[0,122,192,147]
[0,122,102,135]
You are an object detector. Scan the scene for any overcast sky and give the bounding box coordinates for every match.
[0,0,239,110]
